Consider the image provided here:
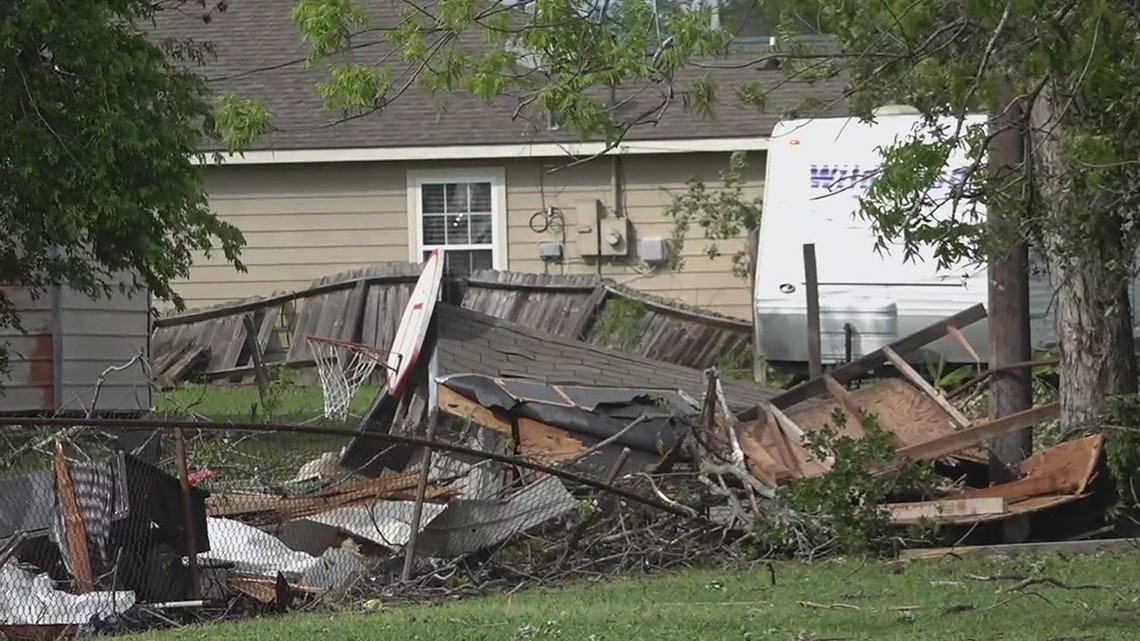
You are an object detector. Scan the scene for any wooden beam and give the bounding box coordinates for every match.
[886,497,1008,525]
[768,303,988,410]
[823,375,865,427]
[803,244,822,380]
[765,402,833,471]
[962,471,1077,503]
[436,385,589,461]
[882,346,972,428]
[890,402,1060,465]
[53,442,93,594]
[897,538,1138,562]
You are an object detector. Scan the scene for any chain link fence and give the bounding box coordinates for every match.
[0,413,735,638]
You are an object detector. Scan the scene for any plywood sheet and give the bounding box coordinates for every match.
[786,379,960,447]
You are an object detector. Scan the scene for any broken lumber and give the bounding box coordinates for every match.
[764,303,988,411]
[53,442,93,594]
[881,346,971,428]
[897,538,1138,562]
[886,497,1007,525]
[890,402,1060,465]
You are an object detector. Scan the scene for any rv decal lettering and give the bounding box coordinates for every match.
[809,165,970,194]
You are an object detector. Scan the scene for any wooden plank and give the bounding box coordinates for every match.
[342,280,369,344]
[962,470,1076,503]
[436,385,589,461]
[766,402,833,471]
[946,326,980,363]
[155,272,421,328]
[803,244,822,379]
[767,303,988,411]
[53,443,93,593]
[1019,433,1104,496]
[897,538,1139,562]
[881,346,972,428]
[890,402,1060,465]
[242,315,269,402]
[822,375,866,431]
[571,285,609,341]
[159,345,208,388]
[886,497,1007,525]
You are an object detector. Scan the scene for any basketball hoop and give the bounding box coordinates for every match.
[306,335,393,421]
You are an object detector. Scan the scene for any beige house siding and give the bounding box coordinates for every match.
[177,152,760,320]
[178,162,412,308]
[505,152,761,319]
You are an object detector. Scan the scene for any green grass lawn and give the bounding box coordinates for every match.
[155,384,380,421]
[138,553,1140,641]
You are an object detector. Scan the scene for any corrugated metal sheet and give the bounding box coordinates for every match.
[462,270,754,371]
[0,278,151,415]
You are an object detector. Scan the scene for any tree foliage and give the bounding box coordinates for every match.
[212,0,1140,425]
[0,0,245,345]
[664,151,761,279]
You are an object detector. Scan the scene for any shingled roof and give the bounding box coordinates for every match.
[151,0,846,152]
[433,303,776,411]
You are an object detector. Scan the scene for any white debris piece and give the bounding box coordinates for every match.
[0,564,135,625]
[417,474,576,557]
[288,452,342,484]
[306,501,448,549]
[200,517,364,590]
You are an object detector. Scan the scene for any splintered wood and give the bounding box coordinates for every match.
[736,379,972,483]
[436,386,590,462]
[886,434,1103,525]
[206,469,459,522]
[151,263,423,387]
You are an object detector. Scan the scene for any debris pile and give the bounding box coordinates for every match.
[0,261,1111,637]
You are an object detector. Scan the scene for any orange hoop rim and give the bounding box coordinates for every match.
[305,335,391,362]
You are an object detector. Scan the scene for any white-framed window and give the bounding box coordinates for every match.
[406,168,508,283]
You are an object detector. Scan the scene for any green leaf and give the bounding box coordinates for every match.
[215,96,272,152]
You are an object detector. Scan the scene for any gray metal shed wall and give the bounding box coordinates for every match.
[0,281,152,415]
[0,288,55,412]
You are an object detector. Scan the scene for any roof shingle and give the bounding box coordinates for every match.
[433,303,776,411]
[151,0,846,151]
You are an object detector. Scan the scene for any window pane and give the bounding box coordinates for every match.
[445,214,471,244]
[470,214,493,244]
[422,184,446,214]
[440,249,494,280]
[470,183,492,213]
[423,215,447,245]
[445,183,469,213]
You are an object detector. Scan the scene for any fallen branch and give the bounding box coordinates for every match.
[966,574,1028,583]
[1000,576,1107,593]
[798,601,860,611]
[636,473,699,518]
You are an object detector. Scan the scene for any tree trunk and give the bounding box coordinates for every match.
[1030,85,1138,429]
[987,86,1034,543]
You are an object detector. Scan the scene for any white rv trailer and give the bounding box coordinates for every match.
[753,113,1066,375]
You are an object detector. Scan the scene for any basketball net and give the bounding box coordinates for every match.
[306,336,388,421]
